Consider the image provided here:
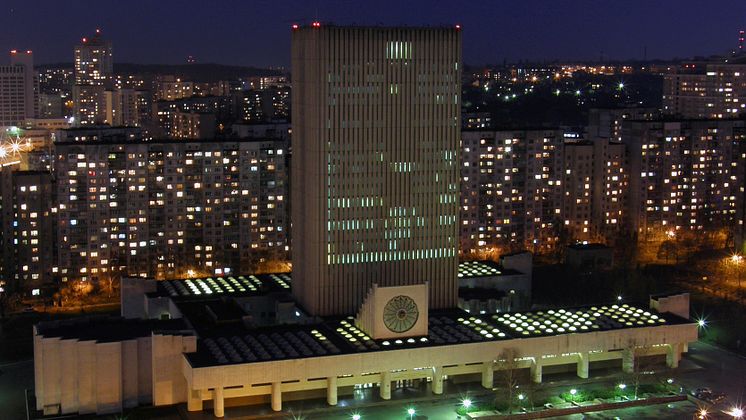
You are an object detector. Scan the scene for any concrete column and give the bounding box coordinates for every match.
[432,366,444,395]
[212,387,224,418]
[481,362,494,389]
[380,371,391,400]
[622,349,635,374]
[576,352,589,379]
[530,359,542,384]
[666,343,681,368]
[327,376,338,406]
[187,389,203,412]
[271,382,282,412]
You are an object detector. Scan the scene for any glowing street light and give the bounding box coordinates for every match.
[617,295,623,301]
[728,407,744,418]
[407,407,416,419]
[698,408,708,419]
[352,414,361,420]
[618,82,625,90]
[618,383,626,390]
[517,393,525,401]
[462,398,472,409]
[697,319,707,328]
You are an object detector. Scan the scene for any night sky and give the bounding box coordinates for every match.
[2,0,745,67]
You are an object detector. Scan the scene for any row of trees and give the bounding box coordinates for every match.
[490,343,662,414]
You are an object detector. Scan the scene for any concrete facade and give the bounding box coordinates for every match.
[291,26,462,316]
[33,319,193,416]
[181,322,696,417]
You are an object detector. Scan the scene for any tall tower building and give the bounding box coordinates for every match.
[73,30,113,125]
[0,50,37,126]
[291,25,461,316]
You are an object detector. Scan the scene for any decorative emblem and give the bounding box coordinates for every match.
[383,295,419,333]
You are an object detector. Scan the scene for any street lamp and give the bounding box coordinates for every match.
[618,383,626,390]
[697,319,707,328]
[407,407,416,419]
[698,408,708,419]
[518,393,525,401]
[462,398,472,409]
[352,414,361,420]
[728,407,744,418]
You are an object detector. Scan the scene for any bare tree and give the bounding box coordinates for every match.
[623,341,657,400]
[495,348,521,413]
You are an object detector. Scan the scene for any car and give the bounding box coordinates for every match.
[706,392,726,404]
[692,388,713,400]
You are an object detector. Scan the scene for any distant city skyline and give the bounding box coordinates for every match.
[2,0,746,67]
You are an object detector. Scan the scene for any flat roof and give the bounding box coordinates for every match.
[156,273,291,299]
[458,260,503,278]
[185,302,690,368]
[35,316,190,343]
[156,263,521,299]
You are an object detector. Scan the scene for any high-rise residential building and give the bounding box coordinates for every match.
[561,139,627,241]
[156,75,194,101]
[587,107,659,142]
[54,134,289,283]
[171,110,216,139]
[0,170,56,292]
[0,50,38,126]
[623,118,746,240]
[291,25,461,316]
[104,88,149,126]
[241,86,291,123]
[460,129,564,254]
[73,30,113,125]
[662,60,746,119]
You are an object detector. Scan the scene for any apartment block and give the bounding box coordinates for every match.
[623,119,746,239]
[54,136,289,283]
[460,129,564,254]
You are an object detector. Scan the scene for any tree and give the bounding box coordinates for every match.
[495,348,521,413]
[623,341,657,400]
[657,240,678,264]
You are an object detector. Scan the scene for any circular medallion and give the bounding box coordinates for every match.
[383,295,419,333]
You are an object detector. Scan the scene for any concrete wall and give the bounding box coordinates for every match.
[184,322,697,398]
[355,284,429,340]
[651,293,690,320]
[121,277,157,319]
[152,333,197,406]
[33,331,189,416]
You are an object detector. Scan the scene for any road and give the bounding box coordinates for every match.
[0,359,34,420]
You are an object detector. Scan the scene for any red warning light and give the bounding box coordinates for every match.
[455,24,461,30]
[10,50,17,54]
[292,24,299,30]
[26,50,32,54]
[96,28,101,34]
[82,37,88,43]
[312,21,321,28]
